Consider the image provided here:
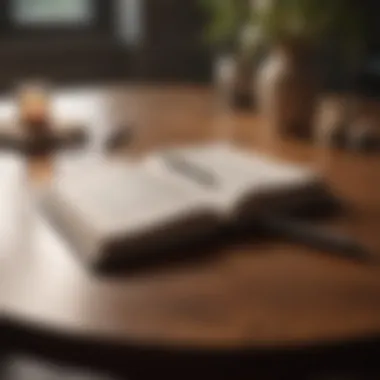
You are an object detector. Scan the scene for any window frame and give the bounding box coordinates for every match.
[0,0,114,38]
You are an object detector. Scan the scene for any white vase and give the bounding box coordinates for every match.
[256,44,317,138]
[214,54,254,108]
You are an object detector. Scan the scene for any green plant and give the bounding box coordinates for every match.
[251,0,363,55]
[200,0,252,50]
[201,0,363,60]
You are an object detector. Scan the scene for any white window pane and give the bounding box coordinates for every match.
[12,0,95,26]
[117,0,143,45]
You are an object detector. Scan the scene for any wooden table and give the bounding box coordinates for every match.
[1,85,380,376]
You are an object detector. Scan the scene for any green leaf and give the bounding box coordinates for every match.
[202,0,364,61]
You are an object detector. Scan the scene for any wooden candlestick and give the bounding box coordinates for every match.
[18,83,52,135]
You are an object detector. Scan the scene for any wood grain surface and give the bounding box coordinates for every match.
[1,85,380,351]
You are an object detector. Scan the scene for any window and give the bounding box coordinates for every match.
[12,0,95,27]
[2,0,113,36]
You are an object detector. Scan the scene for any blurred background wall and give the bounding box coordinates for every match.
[0,0,379,89]
[0,0,211,87]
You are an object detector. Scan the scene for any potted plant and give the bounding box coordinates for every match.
[201,0,261,108]
[252,0,362,138]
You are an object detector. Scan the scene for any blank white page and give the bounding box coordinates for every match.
[50,159,214,239]
[0,154,29,264]
[157,143,320,213]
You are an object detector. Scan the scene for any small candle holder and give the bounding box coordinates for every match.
[17,81,52,137]
[0,80,133,156]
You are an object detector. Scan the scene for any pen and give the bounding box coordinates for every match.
[259,213,373,263]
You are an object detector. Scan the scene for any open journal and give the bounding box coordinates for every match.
[40,143,335,271]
